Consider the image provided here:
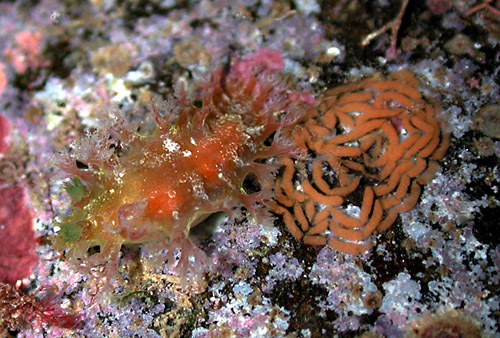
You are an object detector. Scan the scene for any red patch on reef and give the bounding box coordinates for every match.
[0,113,9,153]
[233,48,284,74]
[0,184,38,284]
[0,282,80,330]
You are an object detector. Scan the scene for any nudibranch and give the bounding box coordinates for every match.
[52,49,315,285]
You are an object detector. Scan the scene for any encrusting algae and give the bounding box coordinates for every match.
[273,70,450,254]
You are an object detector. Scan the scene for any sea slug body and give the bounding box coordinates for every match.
[53,49,315,287]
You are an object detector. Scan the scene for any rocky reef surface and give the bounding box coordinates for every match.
[0,1,498,337]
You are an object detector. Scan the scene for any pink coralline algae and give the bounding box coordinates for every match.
[4,30,46,74]
[0,63,6,97]
[0,183,38,285]
[52,49,315,289]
